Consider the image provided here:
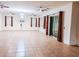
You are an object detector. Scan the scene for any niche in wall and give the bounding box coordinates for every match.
[38,18,40,27]
[36,18,37,27]
[31,17,32,27]
[11,16,13,27]
[4,16,14,27]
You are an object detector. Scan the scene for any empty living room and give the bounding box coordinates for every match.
[0,0,79,58]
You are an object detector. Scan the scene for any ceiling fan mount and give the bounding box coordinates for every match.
[0,2,9,8]
[38,6,50,12]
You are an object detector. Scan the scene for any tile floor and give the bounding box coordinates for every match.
[0,31,79,57]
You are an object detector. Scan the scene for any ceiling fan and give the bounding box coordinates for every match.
[38,6,50,12]
[0,2,9,8]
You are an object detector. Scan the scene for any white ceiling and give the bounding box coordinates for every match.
[0,1,72,16]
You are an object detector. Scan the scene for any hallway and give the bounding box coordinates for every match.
[0,31,79,57]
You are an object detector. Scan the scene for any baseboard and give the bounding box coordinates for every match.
[1,30,39,32]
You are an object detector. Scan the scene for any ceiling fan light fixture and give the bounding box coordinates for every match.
[0,2,9,8]
[38,6,50,12]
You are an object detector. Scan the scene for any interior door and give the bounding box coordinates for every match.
[49,17,54,36]
[53,16,59,37]
[49,16,59,37]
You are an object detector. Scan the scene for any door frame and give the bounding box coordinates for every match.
[49,11,64,42]
[58,11,64,42]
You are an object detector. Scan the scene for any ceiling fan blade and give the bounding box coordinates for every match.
[0,5,3,8]
[4,6,9,8]
[47,8,49,9]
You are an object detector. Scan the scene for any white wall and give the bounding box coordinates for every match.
[1,13,39,31]
[0,13,2,31]
[70,2,79,46]
[40,3,73,45]
[39,16,46,34]
[77,12,79,46]
[0,2,78,45]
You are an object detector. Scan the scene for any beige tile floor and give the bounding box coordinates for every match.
[0,30,79,57]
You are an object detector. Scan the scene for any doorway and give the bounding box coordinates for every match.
[49,16,59,38]
[49,17,54,36]
[49,11,64,42]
